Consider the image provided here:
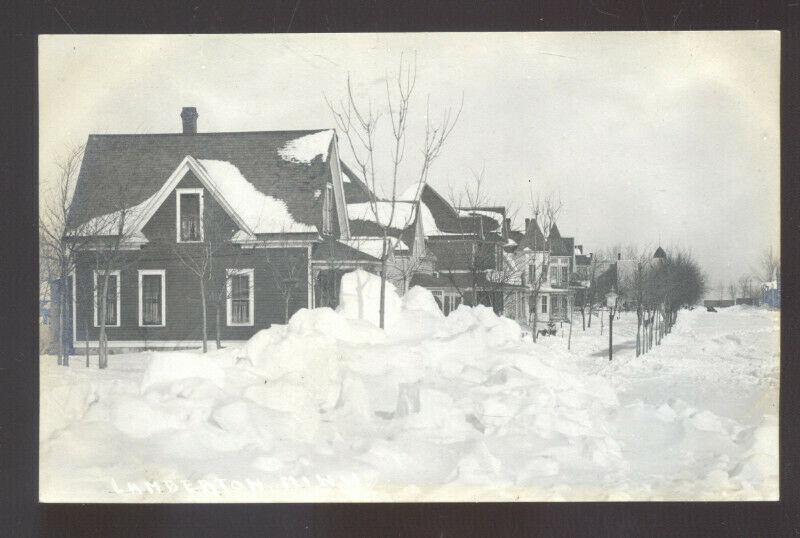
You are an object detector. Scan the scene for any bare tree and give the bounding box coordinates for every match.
[727,282,737,302]
[86,180,150,368]
[263,243,308,324]
[759,246,780,284]
[525,196,563,342]
[39,145,86,366]
[327,53,461,328]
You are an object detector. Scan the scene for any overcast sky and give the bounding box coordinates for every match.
[39,32,779,292]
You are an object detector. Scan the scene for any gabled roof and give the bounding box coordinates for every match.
[68,129,337,233]
[516,219,546,251]
[654,246,667,259]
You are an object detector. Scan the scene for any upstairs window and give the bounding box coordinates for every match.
[528,264,535,284]
[561,266,569,284]
[227,268,254,326]
[176,188,204,242]
[139,270,165,327]
[93,270,121,327]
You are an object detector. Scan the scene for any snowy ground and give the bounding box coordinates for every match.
[40,273,779,502]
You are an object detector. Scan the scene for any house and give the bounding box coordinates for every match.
[399,183,521,315]
[502,218,583,328]
[762,266,780,309]
[64,107,385,351]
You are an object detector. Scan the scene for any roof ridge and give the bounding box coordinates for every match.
[88,128,334,138]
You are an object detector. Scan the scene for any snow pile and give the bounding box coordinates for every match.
[39,277,778,502]
[277,130,334,164]
[198,159,316,234]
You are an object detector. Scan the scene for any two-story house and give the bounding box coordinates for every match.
[64,107,392,351]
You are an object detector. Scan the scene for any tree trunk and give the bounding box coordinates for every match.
[84,320,90,367]
[531,296,538,343]
[200,278,208,354]
[98,271,110,369]
[215,302,222,349]
[581,307,585,331]
[379,247,387,329]
[567,303,573,351]
[58,274,66,366]
[636,310,641,357]
[600,307,604,336]
[284,297,290,324]
[587,302,593,328]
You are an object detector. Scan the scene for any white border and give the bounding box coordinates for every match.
[175,187,204,243]
[93,270,121,327]
[138,269,166,327]
[226,268,255,326]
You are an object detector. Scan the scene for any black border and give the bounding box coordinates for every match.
[5,1,799,536]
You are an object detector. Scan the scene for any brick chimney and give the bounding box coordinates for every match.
[181,107,198,134]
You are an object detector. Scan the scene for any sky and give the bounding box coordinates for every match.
[39,32,780,293]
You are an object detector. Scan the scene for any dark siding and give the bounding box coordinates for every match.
[74,175,309,344]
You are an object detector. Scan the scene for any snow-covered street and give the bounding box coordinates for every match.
[39,281,778,502]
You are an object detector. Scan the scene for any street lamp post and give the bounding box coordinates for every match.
[605,288,619,361]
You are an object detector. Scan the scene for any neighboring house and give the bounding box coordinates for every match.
[503,218,582,328]
[400,183,520,315]
[64,107,382,351]
[762,266,780,309]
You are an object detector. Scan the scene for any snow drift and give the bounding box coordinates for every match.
[39,271,779,502]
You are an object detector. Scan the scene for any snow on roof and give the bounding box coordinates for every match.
[71,192,160,237]
[198,159,317,234]
[277,130,334,164]
[342,236,408,259]
[458,208,502,225]
[347,201,417,230]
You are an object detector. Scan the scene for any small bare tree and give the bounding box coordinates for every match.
[39,145,86,366]
[525,196,562,342]
[263,242,308,323]
[327,53,461,328]
[727,282,737,302]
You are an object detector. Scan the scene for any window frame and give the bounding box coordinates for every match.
[226,268,255,327]
[93,270,121,328]
[322,183,334,235]
[138,269,166,327]
[175,187,204,243]
[541,294,548,314]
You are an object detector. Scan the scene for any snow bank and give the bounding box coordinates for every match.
[140,352,226,393]
[39,283,779,502]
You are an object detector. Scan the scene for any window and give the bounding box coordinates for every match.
[93,270,121,327]
[562,296,568,315]
[138,270,165,326]
[226,268,254,326]
[176,188,204,242]
[541,295,548,314]
[542,265,548,281]
[443,294,462,315]
[561,266,569,284]
[322,184,333,234]
[528,264,535,284]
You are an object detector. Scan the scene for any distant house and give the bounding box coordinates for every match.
[400,183,520,315]
[502,218,586,328]
[64,107,384,351]
[762,266,780,309]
